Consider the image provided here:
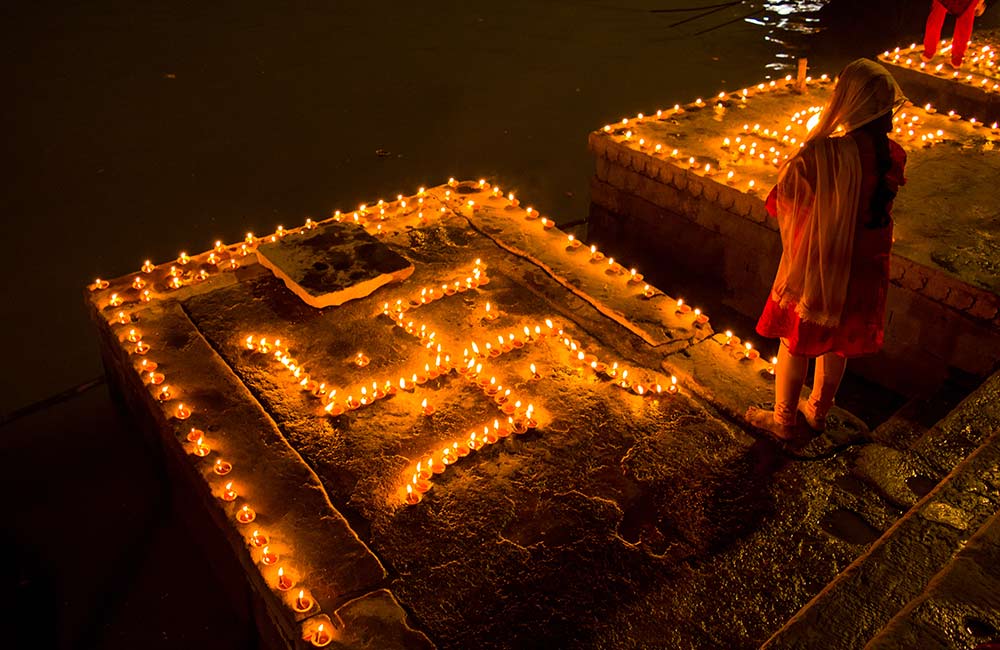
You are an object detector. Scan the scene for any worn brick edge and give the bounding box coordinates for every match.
[589,132,1000,330]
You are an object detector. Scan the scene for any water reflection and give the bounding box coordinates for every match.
[750,1,832,71]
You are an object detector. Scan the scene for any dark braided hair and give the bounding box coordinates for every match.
[864,118,895,229]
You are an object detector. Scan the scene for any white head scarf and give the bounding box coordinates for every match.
[769,59,906,328]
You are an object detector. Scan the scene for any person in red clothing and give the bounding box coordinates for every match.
[746,59,907,440]
[922,0,987,68]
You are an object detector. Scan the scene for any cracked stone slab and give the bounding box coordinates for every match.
[330,589,435,649]
[257,221,414,308]
[455,188,707,348]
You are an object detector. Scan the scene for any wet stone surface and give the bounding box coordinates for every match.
[178,214,926,649]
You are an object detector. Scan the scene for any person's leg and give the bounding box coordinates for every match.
[747,340,809,439]
[923,0,948,59]
[801,352,847,429]
[950,0,978,66]
[775,341,809,425]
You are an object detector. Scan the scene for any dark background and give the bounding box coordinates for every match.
[5,0,981,415]
[2,1,998,648]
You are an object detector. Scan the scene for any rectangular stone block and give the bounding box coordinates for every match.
[257,221,413,309]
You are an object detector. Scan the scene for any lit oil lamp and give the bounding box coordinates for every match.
[667,375,679,394]
[675,299,692,314]
[192,435,209,456]
[311,623,332,647]
[148,371,165,385]
[411,471,432,492]
[174,403,192,420]
[157,385,172,401]
[294,589,314,613]
[261,545,277,565]
[93,278,109,290]
[131,276,145,290]
[567,234,582,249]
[236,505,256,524]
[127,329,142,343]
[214,459,232,476]
[276,567,292,591]
[250,530,268,547]
[109,293,123,307]
[642,284,655,298]
[354,352,370,367]
[134,340,150,355]
[421,398,434,416]
[222,481,237,501]
[138,359,157,373]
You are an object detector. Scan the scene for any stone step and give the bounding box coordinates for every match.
[866,509,1000,650]
[761,369,1000,650]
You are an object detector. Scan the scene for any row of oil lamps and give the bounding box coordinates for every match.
[594,64,1000,199]
[104,307,334,646]
[92,175,773,437]
[89,177,774,644]
[238,252,712,505]
[881,42,998,92]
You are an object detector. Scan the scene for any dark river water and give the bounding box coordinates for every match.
[3,0,993,413]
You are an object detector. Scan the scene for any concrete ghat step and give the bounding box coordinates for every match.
[865,509,1000,650]
[761,371,1000,650]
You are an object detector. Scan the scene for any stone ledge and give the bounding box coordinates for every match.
[890,256,1000,328]
[593,150,1000,331]
[328,589,435,649]
[591,138,777,233]
[762,369,1000,650]
[866,508,1000,650]
[878,37,1000,125]
[87,296,399,648]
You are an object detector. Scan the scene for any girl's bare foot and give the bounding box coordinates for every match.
[745,406,799,441]
[798,398,827,432]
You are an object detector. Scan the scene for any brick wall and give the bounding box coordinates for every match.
[589,132,1000,395]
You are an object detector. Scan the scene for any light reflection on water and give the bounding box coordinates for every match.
[753,1,833,71]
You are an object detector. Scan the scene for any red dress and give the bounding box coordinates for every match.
[938,0,977,15]
[756,135,906,358]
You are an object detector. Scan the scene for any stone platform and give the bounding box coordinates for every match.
[877,29,1000,126]
[87,180,995,648]
[587,70,1000,395]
